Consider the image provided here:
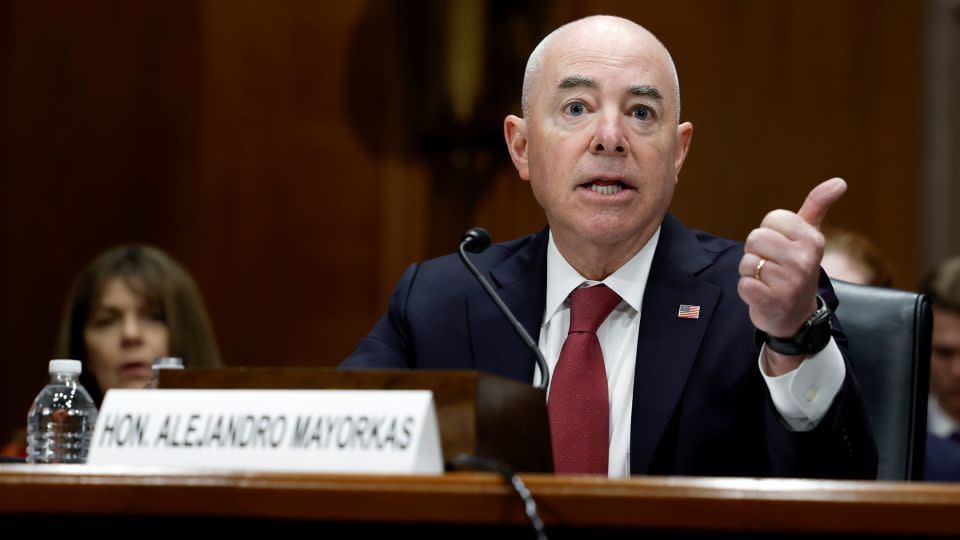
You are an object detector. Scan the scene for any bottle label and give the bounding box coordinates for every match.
[87,389,442,474]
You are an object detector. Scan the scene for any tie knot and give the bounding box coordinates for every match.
[568,284,621,334]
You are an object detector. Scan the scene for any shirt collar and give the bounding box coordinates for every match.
[543,227,661,324]
[928,394,960,438]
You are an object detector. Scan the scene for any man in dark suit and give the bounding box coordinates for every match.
[342,15,877,479]
[920,256,960,481]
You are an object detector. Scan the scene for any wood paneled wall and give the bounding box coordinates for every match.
[0,1,923,442]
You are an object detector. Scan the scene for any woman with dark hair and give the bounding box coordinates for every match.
[2,244,222,457]
[56,244,222,404]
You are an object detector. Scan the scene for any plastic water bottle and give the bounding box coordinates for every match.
[26,359,98,464]
[145,356,184,389]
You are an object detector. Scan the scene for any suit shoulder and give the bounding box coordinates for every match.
[416,230,543,277]
[691,228,744,261]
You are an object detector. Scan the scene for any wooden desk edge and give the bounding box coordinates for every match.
[1,465,958,534]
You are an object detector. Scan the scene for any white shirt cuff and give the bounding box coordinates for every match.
[758,338,846,432]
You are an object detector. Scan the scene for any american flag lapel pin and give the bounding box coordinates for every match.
[678,304,700,319]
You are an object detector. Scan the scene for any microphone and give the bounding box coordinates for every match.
[459,227,549,391]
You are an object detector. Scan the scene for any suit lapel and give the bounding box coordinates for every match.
[463,218,724,472]
[468,230,549,383]
[630,214,722,474]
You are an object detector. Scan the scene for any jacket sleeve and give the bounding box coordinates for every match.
[339,263,419,370]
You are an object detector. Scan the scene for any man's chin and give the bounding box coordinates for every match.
[577,218,656,248]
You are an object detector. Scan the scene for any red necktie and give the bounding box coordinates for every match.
[548,284,621,474]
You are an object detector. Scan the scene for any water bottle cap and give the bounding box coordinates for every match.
[48,359,82,375]
[153,357,184,369]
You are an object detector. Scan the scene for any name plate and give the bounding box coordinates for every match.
[87,389,443,474]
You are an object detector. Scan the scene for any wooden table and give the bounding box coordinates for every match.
[1,465,958,537]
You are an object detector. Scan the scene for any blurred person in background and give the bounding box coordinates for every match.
[1,244,222,458]
[920,257,960,481]
[820,226,894,287]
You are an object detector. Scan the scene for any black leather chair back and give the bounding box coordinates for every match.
[832,280,931,480]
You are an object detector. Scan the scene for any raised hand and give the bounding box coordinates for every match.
[737,178,847,341]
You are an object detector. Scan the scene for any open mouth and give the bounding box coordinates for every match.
[580,179,630,195]
[121,362,152,377]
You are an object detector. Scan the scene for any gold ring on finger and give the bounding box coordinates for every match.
[754,258,766,281]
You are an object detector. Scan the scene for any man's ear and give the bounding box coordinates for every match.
[504,114,530,180]
[674,121,694,177]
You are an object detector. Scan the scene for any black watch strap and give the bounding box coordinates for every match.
[755,294,833,356]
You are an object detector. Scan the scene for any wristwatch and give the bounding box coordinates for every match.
[755,294,832,356]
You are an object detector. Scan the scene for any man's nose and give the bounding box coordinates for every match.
[589,110,629,156]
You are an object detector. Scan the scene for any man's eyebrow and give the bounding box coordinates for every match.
[557,78,663,102]
[629,84,663,101]
[557,76,598,90]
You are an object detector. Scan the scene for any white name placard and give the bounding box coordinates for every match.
[87,389,443,474]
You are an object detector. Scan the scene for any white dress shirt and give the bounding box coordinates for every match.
[533,229,847,477]
[928,395,960,438]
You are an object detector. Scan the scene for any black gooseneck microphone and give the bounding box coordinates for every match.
[458,227,549,391]
[454,228,551,540]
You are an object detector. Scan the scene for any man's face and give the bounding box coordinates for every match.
[506,23,692,256]
[931,306,960,421]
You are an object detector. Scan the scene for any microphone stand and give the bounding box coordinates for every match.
[458,228,550,391]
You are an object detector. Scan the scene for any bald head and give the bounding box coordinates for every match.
[520,15,681,121]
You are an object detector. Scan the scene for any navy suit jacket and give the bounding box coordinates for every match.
[924,434,960,482]
[342,213,878,479]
